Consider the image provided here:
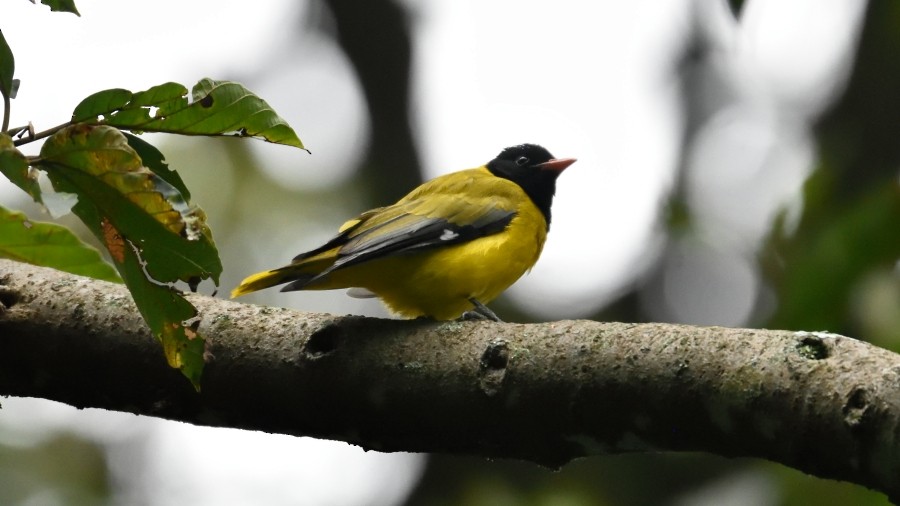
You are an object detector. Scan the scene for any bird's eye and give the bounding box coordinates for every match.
[515,156,529,166]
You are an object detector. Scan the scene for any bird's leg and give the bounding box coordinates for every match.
[462,297,503,322]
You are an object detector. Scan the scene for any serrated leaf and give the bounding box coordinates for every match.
[0,205,120,282]
[0,29,14,99]
[37,124,220,387]
[39,0,80,16]
[72,79,305,149]
[0,133,40,201]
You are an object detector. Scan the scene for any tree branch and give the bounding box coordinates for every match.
[0,259,897,501]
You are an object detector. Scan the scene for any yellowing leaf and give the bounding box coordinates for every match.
[37,124,219,387]
[39,124,221,282]
[100,217,126,264]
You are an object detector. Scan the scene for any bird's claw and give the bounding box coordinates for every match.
[462,298,503,322]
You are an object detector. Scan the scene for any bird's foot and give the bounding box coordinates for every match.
[461,298,503,322]
[460,311,486,321]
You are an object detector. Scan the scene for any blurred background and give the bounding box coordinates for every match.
[1,0,898,504]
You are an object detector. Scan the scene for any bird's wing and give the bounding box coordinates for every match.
[289,206,389,263]
[305,177,518,280]
[339,201,514,260]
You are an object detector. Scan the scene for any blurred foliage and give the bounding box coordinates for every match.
[765,0,900,347]
[775,462,893,506]
[0,432,109,505]
[764,174,900,339]
[407,455,890,506]
[408,454,742,506]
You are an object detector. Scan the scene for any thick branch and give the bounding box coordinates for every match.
[0,259,897,500]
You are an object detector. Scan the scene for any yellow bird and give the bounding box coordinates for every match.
[231,144,575,321]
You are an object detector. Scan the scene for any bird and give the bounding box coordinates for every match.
[231,143,575,321]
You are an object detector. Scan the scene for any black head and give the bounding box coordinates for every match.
[486,143,575,228]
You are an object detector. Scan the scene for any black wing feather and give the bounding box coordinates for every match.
[309,206,516,282]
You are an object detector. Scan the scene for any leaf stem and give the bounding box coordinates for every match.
[2,93,9,132]
[12,121,71,146]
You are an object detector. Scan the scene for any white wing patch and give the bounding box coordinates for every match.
[440,228,459,241]
[347,287,377,298]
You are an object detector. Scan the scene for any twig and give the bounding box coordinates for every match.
[1,93,9,133]
[12,121,71,146]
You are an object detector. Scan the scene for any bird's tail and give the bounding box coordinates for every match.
[231,246,342,298]
[231,266,309,298]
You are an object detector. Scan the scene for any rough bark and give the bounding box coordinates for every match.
[0,259,897,501]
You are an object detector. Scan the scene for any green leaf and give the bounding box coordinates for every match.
[0,133,40,201]
[123,132,192,200]
[0,205,120,282]
[0,29,14,99]
[71,88,132,122]
[39,0,80,16]
[72,196,206,388]
[72,79,305,149]
[37,124,220,387]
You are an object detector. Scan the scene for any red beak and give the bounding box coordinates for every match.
[536,157,577,172]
